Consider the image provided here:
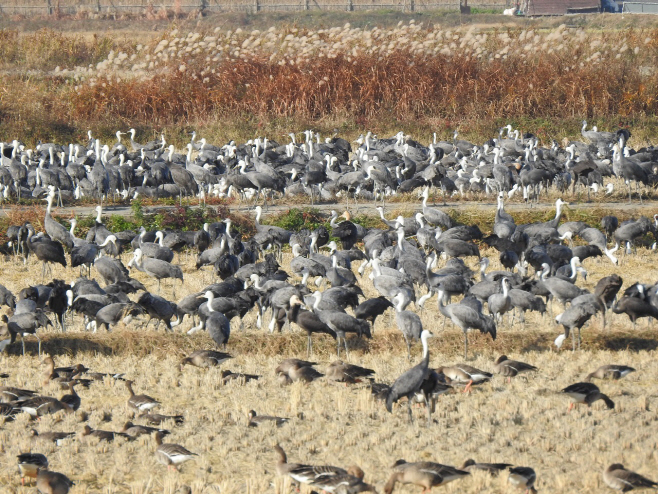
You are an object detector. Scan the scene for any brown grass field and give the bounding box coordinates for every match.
[0,215,657,493]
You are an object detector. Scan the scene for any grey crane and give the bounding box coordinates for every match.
[554,299,600,351]
[287,295,337,357]
[26,230,67,281]
[71,235,117,277]
[44,190,73,250]
[385,329,434,426]
[392,292,423,360]
[437,289,496,359]
[94,256,130,285]
[131,248,183,296]
[539,263,588,312]
[5,310,52,355]
[579,227,619,265]
[311,292,371,357]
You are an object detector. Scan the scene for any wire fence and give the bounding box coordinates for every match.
[0,0,510,16]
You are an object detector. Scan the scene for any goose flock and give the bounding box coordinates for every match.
[0,121,654,206]
[1,124,658,493]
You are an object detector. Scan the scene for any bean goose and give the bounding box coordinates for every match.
[561,382,615,411]
[603,463,658,491]
[81,425,130,442]
[179,349,232,369]
[586,365,636,381]
[326,361,375,384]
[508,466,537,493]
[126,380,160,412]
[460,459,513,476]
[18,453,48,485]
[248,410,289,427]
[30,429,75,445]
[493,355,538,383]
[121,421,169,438]
[221,370,261,384]
[383,460,469,493]
[154,431,198,470]
[138,411,184,425]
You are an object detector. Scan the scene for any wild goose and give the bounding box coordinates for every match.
[36,468,74,494]
[603,463,658,491]
[508,466,537,493]
[310,465,377,493]
[221,370,261,385]
[137,411,185,425]
[248,410,289,427]
[277,361,324,385]
[383,460,469,494]
[154,431,198,471]
[1,385,37,403]
[586,365,636,381]
[0,402,18,420]
[493,356,538,383]
[437,364,492,393]
[18,396,73,418]
[179,350,232,369]
[121,421,169,438]
[326,361,375,384]
[460,459,513,476]
[59,383,81,411]
[125,380,160,412]
[18,453,48,485]
[81,425,130,442]
[561,382,614,411]
[274,444,305,477]
[30,429,75,445]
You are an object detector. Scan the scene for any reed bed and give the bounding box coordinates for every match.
[4,20,658,145]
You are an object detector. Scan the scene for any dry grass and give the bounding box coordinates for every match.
[6,17,658,146]
[0,225,657,493]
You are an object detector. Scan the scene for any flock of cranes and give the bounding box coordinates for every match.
[0,120,656,207]
[2,122,658,493]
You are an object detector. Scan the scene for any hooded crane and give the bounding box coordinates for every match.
[392,292,422,360]
[385,329,434,426]
[287,295,337,358]
[311,291,371,357]
[437,289,496,359]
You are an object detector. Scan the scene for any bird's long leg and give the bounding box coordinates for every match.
[336,337,341,358]
[21,334,25,356]
[424,393,432,427]
[307,334,312,359]
[407,398,414,424]
[578,327,582,350]
[36,333,42,356]
[464,331,469,360]
[572,328,576,352]
[344,337,349,359]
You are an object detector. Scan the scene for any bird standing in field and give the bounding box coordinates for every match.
[247,410,289,427]
[460,458,512,476]
[561,382,614,411]
[125,380,160,412]
[17,453,48,485]
[154,431,198,471]
[603,463,658,491]
[437,364,492,393]
[385,329,434,426]
[383,459,469,494]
